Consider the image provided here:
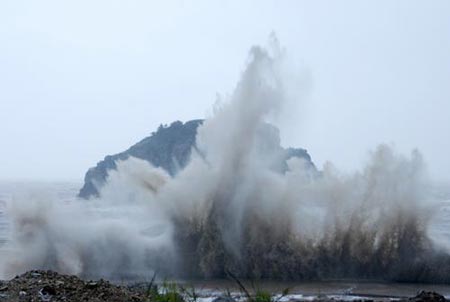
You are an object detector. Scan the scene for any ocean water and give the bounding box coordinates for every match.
[0,181,81,249]
[0,181,449,299]
[427,183,450,253]
[187,279,450,300]
[2,181,449,251]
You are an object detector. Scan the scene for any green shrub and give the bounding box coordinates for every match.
[146,281,185,302]
[253,290,272,302]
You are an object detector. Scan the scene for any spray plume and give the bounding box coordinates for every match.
[1,38,449,282]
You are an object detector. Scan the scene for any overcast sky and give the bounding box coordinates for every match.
[1,0,449,182]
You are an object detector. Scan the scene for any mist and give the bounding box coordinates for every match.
[1,39,449,283]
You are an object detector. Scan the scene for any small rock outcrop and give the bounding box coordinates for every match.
[406,291,448,302]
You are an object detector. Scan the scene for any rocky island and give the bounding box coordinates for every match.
[78,120,316,199]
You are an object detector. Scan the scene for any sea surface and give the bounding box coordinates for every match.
[0,181,449,300]
[0,180,81,249]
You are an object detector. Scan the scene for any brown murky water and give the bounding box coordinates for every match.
[180,279,450,300]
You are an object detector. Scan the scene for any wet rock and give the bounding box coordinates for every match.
[40,285,56,295]
[86,281,98,289]
[131,295,142,301]
[30,272,42,278]
[212,296,237,302]
[408,291,447,302]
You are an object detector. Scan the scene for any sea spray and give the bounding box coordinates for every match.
[2,38,449,282]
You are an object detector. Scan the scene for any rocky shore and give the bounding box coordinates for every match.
[0,271,140,302]
[0,271,448,302]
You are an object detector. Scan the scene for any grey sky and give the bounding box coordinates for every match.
[0,0,449,182]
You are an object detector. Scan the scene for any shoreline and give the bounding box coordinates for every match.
[0,271,449,302]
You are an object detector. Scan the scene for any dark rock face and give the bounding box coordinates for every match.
[79,120,202,199]
[78,120,315,199]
